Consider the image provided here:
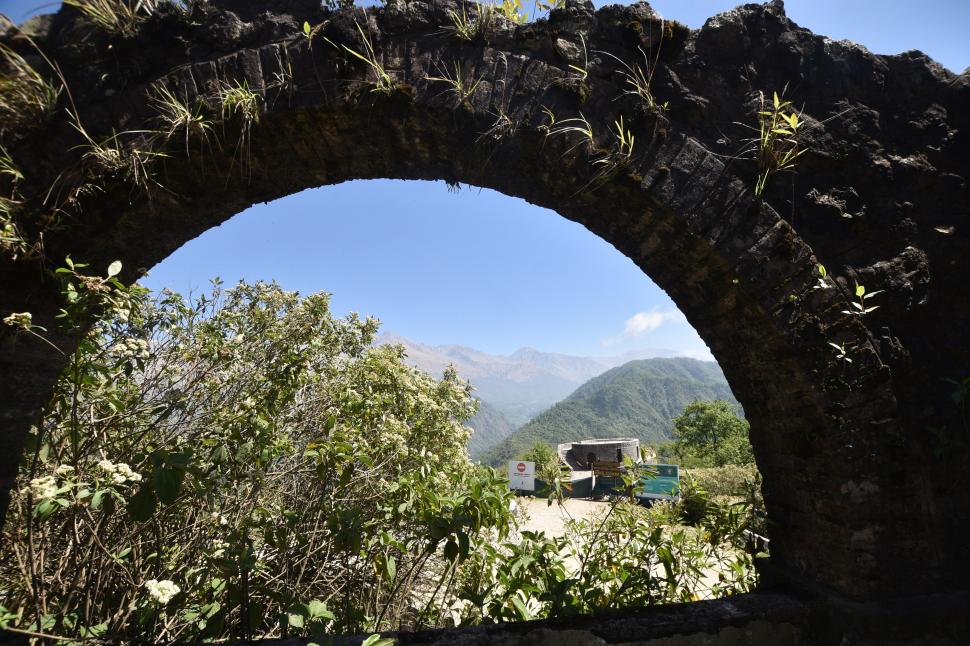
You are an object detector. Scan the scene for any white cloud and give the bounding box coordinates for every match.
[623,309,683,336]
[601,308,686,347]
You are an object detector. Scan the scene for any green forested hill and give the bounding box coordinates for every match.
[479,358,737,466]
[466,399,517,459]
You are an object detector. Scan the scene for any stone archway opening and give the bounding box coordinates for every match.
[2,0,969,642]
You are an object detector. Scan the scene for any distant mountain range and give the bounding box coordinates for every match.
[466,400,517,459]
[479,357,737,466]
[375,332,686,428]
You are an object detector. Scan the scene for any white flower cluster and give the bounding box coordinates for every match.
[20,464,80,500]
[23,476,58,500]
[109,337,150,360]
[2,311,32,330]
[98,460,143,485]
[144,579,180,604]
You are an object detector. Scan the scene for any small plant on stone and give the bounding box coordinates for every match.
[600,45,668,113]
[71,116,168,194]
[150,84,213,159]
[0,44,62,139]
[0,200,26,259]
[302,20,324,49]
[0,148,21,184]
[813,263,831,290]
[329,21,394,95]
[446,2,496,43]
[842,282,881,317]
[552,34,590,99]
[567,35,589,83]
[602,115,635,164]
[828,340,853,364]
[548,112,595,156]
[0,147,27,260]
[219,80,261,123]
[63,0,157,38]
[219,80,262,179]
[426,60,483,105]
[588,115,637,186]
[477,109,516,144]
[752,89,805,197]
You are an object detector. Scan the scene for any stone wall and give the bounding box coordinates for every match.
[1,0,968,642]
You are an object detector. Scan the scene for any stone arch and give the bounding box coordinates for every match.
[1,0,968,626]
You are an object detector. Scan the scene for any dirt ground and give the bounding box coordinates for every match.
[515,496,610,538]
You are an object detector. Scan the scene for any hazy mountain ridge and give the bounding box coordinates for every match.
[466,400,517,459]
[375,332,684,427]
[479,357,737,466]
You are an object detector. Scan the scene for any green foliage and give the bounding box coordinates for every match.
[842,282,882,317]
[63,0,157,38]
[0,44,61,140]
[150,83,213,159]
[0,280,517,641]
[496,0,527,23]
[458,498,756,621]
[520,442,559,484]
[426,61,483,104]
[69,115,168,193]
[752,89,805,197]
[667,400,753,468]
[0,273,759,640]
[219,80,261,178]
[328,21,395,95]
[688,464,761,500]
[482,359,737,466]
[677,475,710,525]
[599,39,669,113]
[0,147,28,259]
[447,2,497,43]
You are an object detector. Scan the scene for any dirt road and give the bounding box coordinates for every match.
[515,497,610,538]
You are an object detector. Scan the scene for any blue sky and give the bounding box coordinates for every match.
[2,1,967,358]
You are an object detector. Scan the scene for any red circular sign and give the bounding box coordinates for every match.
[516,462,526,473]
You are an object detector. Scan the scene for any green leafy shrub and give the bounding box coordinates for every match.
[0,278,758,641]
[677,475,710,526]
[687,464,761,500]
[520,442,560,484]
[664,400,753,468]
[458,498,755,620]
[0,280,515,642]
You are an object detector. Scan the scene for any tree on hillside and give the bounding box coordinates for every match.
[521,442,560,483]
[668,400,754,467]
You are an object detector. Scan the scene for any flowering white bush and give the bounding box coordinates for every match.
[0,280,754,644]
[22,476,58,500]
[2,311,32,330]
[97,459,142,485]
[144,580,181,605]
[109,337,150,360]
[0,282,495,643]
